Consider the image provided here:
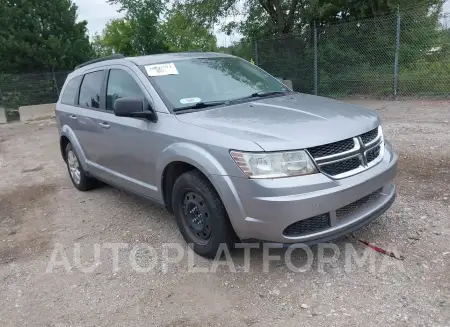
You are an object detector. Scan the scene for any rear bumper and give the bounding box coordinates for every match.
[210,141,398,243]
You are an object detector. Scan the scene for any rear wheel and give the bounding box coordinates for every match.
[65,143,98,191]
[172,170,235,258]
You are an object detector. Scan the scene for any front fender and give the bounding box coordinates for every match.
[155,142,248,237]
[155,142,232,205]
[155,142,228,181]
[60,125,88,171]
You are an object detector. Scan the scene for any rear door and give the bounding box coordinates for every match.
[71,69,108,166]
[57,75,83,142]
[91,67,160,199]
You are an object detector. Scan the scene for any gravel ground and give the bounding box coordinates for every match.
[0,100,449,327]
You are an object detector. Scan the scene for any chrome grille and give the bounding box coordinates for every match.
[308,138,355,158]
[307,126,383,178]
[283,214,330,237]
[360,128,379,144]
[336,188,383,218]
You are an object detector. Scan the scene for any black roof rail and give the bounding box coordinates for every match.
[74,54,125,70]
[182,50,204,52]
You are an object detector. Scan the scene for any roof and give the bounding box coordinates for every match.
[74,54,125,70]
[126,52,234,66]
[71,52,235,74]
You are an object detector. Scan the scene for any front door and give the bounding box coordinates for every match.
[92,68,160,200]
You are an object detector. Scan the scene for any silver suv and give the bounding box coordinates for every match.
[56,52,397,258]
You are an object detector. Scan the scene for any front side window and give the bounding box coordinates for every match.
[60,75,82,105]
[106,69,145,111]
[143,57,288,110]
[78,71,104,109]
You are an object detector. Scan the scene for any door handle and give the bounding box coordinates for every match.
[69,115,77,120]
[98,122,110,129]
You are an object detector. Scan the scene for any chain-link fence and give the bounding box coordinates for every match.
[1,7,448,121]
[257,27,315,94]
[256,7,450,99]
[0,70,70,120]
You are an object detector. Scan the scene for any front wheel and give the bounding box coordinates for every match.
[172,170,236,259]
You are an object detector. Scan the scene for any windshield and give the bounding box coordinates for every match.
[142,57,289,110]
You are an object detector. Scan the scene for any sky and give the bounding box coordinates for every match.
[74,0,450,47]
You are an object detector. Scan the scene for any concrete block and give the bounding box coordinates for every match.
[0,107,6,123]
[19,103,56,122]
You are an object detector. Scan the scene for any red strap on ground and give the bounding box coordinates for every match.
[357,239,405,260]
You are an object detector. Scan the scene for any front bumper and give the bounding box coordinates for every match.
[211,141,398,243]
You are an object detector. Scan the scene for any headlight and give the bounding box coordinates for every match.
[230,150,318,179]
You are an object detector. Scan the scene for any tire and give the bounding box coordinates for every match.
[172,170,236,259]
[65,143,98,191]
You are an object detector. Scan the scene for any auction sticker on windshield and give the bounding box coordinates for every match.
[145,63,179,76]
[180,97,201,104]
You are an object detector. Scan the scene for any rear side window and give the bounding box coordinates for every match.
[60,76,82,105]
[78,71,105,109]
[106,69,145,110]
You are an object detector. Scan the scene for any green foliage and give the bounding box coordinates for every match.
[0,0,92,73]
[106,0,167,55]
[218,39,254,60]
[94,1,217,56]
[0,71,64,112]
[235,0,275,40]
[398,59,450,96]
[0,0,90,111]
[318,64,394,98]
[257,33,315,93]
[92,19,137,57]
[161,4,217,52]
[252,1,449,97]
[177,0,445,40]
[316,58,450,98]
[91,34,114,58]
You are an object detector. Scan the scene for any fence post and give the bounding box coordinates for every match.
[393,6,401,99]
[314,22,318,95]
[254,40,259,66]
[52,68,59,97]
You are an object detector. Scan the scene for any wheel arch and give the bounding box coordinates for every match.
[60,135,71,162]
[59,125,88,170]
[157,143,228,213]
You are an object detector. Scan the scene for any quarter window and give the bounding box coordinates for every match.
[106,69,145,111]
[78,71,104,109]
[60,76,82,105]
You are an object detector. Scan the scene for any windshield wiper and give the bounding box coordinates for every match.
[173,100,228,112]
[228,91,290,104]
[249,91,290,98]
[173,91,290,112]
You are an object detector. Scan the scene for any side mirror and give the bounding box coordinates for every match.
[113,97,157,121]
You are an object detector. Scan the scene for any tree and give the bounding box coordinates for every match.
[0,0,92,73]
[92,19,136,57]
[101,0,217,55]
[91,34,113,58]
[218,39,254,60]
[161,4,217,52]
[177,0,446,38]
[107,0,167,54]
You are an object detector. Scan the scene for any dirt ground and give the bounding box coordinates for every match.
[0,100,449,327]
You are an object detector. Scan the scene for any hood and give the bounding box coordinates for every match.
[175,93,380,151]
